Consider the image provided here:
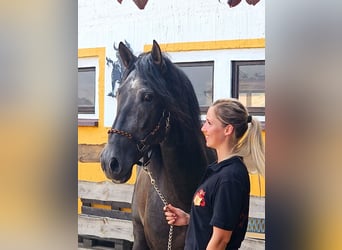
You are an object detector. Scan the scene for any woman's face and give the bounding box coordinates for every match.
[201,106,227,149]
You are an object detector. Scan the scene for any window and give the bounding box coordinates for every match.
[176,61,214,113]
[232,61,265,116]
[78,67,96,114]
[78,54,100,127]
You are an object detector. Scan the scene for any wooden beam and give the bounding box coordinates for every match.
[78,214,133,242]
[78,180,134,204]
[78,144,106,162]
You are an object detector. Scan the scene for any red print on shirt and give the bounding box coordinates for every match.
[193,189,206,206]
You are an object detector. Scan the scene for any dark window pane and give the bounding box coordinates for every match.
[232,61,265,116]
[78,67,95,114]
[239,64,265,108]
[176,62,213,109]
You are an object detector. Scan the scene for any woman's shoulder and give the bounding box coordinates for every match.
[221,156,246,170]
[219,157,249,181]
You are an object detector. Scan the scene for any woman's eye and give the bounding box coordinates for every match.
[143,93,153,102]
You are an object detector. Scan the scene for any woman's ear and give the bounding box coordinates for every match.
[224,124,234,136]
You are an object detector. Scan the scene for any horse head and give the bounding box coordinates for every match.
[100,40,171,183]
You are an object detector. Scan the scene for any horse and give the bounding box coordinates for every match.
[100,40,214,249]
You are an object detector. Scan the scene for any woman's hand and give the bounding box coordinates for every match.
[163,204,190,226]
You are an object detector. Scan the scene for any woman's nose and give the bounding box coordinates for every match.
[201,123,206,132]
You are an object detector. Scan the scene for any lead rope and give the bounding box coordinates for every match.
[142,164,173,250]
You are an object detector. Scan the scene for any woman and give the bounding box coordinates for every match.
[164,98,265,250]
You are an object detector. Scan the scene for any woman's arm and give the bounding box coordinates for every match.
[163,204,190,226]
[206,226,232,250]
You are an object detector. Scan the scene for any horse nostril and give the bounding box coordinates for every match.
[109,158,119,172]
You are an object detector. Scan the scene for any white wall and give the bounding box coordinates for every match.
[78,0,265,127]
[79,0,265,51]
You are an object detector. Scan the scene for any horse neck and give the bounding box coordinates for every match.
[150,128,208,210]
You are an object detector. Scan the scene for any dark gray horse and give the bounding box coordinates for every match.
[100,40,214,249]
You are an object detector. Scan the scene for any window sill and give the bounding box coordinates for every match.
[78,119,99,127]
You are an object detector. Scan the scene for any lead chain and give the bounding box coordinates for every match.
[143,166,173,250]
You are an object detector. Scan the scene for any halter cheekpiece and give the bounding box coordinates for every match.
[107,110,170,154]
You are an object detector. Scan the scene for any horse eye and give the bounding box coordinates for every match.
[143,93,153,102]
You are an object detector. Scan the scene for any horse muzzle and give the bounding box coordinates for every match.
[100,147,133,183]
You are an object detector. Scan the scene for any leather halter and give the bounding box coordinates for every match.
[107,110,171,156]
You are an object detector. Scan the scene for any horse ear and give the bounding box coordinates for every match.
[151,40,163,67]
[119,41,135,68]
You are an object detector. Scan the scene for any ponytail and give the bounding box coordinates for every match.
[212,98,265,176]
[232,117,265,176]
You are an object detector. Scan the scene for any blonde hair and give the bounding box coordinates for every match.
[212,98,265,176]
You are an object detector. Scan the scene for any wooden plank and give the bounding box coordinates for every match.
[247,196,265,236]
[78,214,134,242]
[78,144,106,162]
[240,237,265,250]
[249,196,265,218]
[78,246,114,250]
[83,238,95,248]
[82,206,132,220]
[79,235,133,250]
[80,198,131,209]
[246,232,265,240]
[79,180,134,204]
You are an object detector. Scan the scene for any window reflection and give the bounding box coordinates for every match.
[232,61,265,116]
[176,62,214,109]
[78,67,96,114]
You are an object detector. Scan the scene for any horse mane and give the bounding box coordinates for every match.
[133,52,202,134]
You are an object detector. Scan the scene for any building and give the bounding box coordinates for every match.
[78,0,265,248]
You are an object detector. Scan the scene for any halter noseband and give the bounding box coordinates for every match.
[107,110,171,155]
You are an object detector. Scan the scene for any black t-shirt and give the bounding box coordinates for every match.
[185,156,250,250]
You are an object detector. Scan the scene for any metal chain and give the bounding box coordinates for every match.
[143,166,174,250]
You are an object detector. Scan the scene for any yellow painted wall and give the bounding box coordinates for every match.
[143,38,265,52]
[78,48,106,144]
[78,39,266,213]
[78,47,138,213]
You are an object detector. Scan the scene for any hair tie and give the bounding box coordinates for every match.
[247,115,252,123]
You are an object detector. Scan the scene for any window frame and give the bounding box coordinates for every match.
[78,57,100,126]
[231,60,265,116]
[78,66,96,114]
